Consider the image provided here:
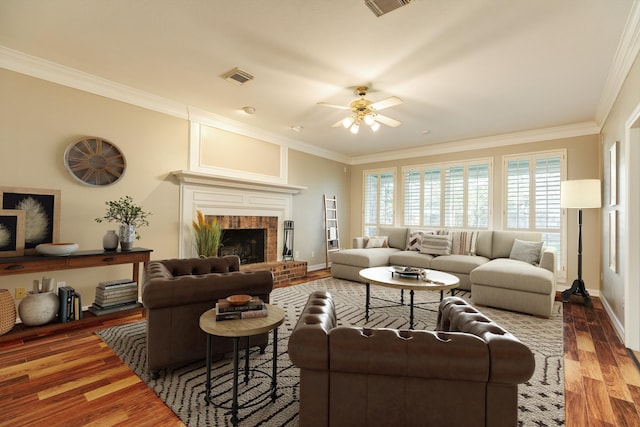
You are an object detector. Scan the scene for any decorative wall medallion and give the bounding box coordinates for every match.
[64,137,126,186]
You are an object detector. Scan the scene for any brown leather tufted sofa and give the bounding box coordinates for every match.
[142,255,273,376]
[288,292,535,427]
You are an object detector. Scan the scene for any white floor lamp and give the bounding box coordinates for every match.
[560,179,601,306]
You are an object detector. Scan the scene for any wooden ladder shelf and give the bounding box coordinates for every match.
[324,195,340,268]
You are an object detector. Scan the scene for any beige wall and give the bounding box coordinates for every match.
[288,149,350,267]
[0,69,350,314]
[600,51,640,331]
[349,134,601,291]
[0,68,188,307]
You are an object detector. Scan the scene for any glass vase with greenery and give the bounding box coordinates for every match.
[192,210,222,257]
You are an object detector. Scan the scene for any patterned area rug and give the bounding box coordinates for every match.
[97,277,565,426]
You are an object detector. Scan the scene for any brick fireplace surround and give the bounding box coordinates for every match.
[210,214,307,285]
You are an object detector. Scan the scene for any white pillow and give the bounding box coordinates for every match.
[509,239,543,265]
[420,234,451,255]
[364,236,389,249]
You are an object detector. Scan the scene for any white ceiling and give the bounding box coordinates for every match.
[0,0,638,161]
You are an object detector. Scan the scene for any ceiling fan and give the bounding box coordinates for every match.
[318,86,402,134]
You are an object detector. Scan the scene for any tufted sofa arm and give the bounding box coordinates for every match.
[437,296,535,384]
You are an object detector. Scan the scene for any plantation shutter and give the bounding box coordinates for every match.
[444,166,464,228]
[423,168,441,227]
[404,169,421,225]
[467,163,489,228]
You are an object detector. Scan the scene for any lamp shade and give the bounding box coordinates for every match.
[560,179,601,208]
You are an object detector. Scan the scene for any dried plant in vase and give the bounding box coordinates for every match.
[192,210,222,257]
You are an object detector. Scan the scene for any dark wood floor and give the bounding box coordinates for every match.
[0,269,638,426]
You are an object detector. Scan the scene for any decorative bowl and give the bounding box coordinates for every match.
[35,243,79,256]
[226,294,252,306]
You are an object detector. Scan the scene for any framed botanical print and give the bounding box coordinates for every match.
[0,209,25,257]
[0,187,60,254]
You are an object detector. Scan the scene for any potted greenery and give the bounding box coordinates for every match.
[192,210,222,257]
[95,196,151,250]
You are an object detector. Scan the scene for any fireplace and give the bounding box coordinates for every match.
[207,215,278,264]
[219,228,265,264]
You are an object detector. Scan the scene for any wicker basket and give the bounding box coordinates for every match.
[0,289,17,335]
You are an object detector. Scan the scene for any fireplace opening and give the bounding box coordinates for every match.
[219,228,266,265]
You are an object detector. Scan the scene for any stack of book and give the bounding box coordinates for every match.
[58,286,82,322]
[88,279,141,316]
[215,297,268,321]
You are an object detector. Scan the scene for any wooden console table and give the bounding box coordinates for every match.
[0,247,153,285]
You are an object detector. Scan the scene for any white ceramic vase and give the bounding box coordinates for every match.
[119,224,136,251]
[103,230,119,251]
[18,291,60,326]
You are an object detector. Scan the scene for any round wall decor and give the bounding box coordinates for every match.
[64,137,126,186]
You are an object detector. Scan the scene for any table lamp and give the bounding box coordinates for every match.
[560,179,601,306]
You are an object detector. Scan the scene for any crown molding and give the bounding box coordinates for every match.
[596,0,640,126]
[0,46,351,166]
[0,46,189,119]
[349,122,601,165]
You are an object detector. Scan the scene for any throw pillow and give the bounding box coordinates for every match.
[420,234,451,256]
[364,236,389,249]
[509,239,543,265]
[406,230,435,251]
[450,231,479,255]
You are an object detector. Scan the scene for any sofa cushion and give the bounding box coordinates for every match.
[378,226,409,250]
[406,229,435,251]
[389,250,434,268]
[364,236,389,248]
[509,239,543,265]
[420,234,451,255]
[450,231,479,255]
[330,248,400,268]
[430,254,490,274]
[470,258,555,294]
[491,231,542,259]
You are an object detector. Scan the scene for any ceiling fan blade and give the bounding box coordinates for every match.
[370,96,402,111]
[331,119,345,128]
[317,102,350,110]
[375,114,401,128]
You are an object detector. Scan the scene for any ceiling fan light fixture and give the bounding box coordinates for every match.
[350,123,360,134]
[364,113,375,126]
[370,121,381,132]
[342,116,355,128]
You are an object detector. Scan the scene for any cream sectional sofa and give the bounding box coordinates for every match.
[330,226,556,317]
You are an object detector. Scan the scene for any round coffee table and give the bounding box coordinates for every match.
[199,304,285,426]
[359,266,459,329]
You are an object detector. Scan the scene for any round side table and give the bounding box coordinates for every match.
[199,304,285,426]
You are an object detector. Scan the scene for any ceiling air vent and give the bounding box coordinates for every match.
[364,0,412,17]
[222,67,254,85]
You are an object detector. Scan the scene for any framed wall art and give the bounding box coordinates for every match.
[609,141,617,206]
[0,209,25,257]
[0,187,60,254]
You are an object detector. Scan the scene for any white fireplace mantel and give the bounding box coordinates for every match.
[172,170,305,259]
[171,170,306,194]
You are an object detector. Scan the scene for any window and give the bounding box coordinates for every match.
[363,169,395,236]
[402,160,491,229]
[504,151,566,277]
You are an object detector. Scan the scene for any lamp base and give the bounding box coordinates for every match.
[561,278,592,307]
